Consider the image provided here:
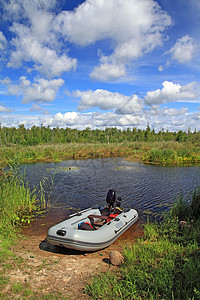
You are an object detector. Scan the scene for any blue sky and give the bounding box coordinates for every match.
[0,0,200,131]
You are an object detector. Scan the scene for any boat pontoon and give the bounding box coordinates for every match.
[47,190,138,251]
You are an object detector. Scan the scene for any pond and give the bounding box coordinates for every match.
[21,157,200,220]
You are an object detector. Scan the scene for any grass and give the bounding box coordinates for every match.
[1,141,200,168]
[0,142,135,168]
[86,189,200,299]
[0,165,47,238]
[0,280,65,300]
[0,167,62,299]
[142,142,200,165]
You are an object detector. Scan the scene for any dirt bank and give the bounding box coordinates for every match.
[1,220,143,299]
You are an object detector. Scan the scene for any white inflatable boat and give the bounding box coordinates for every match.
[47,190,138,251]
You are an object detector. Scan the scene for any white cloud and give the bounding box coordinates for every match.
[0,77,11,85]
[8,23,77,78]
[0,105,13,113]
[1,107,200,132]
[145,81,200,105]
[74,89,144,114]
[39,111,80,128]
[161,107,188,116]
[2,0,57,21]
[30,103,49,115]
[54,112,79,125]
[1,1,77,78]
[55,0,171,81]
[43,111,147,128]
[28,10,54,43]
[3,76,64,103]
[0,32,7,50]
[3,0,171,81]
[56,0,171,46]
[169,35,197,63]
[90,64,126,82]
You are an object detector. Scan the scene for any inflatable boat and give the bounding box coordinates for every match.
[47,190,138,251]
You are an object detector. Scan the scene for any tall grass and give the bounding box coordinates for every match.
[0,143,136,167]
[1,141,200,167]
[0,165,46,237]
[143,144,200,165]
[86,189,200,299]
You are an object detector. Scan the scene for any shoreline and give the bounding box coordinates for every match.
[1,141,200,168]
[1,220,144,299]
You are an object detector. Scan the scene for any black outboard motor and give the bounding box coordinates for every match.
[116,196,122,208]
[106,189,116,209]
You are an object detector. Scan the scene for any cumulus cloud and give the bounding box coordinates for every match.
[168,35,197,63]
[54,0,171,81]
[54,112,79,125]
[2,76,64,103]
[161,107,188,116]
[2,0,57,21]
[145,81,200,105]
[40,111,80,128]
[41,111,147,128]
[8,23,77,78]
[2,0,171,81]
[90,64,126,82]
[1,0,77,78]
[74,89,144,114]
[1,106,200,132]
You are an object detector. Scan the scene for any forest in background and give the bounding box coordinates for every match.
[0,124,200,146]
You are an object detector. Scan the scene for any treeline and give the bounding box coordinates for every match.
[0,124,200,146]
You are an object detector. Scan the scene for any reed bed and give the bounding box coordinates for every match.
[0,142,136,167]
[1,141,200,168]
[0,167,46,238]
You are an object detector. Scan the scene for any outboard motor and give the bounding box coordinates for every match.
[106,189,116,208]
[116,196,122,208]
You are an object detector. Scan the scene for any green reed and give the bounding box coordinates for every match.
[0,166,46,238]
[1,141,200,167]
[0,143,135,166]
[143,144,200,165]
[86,189,200,300]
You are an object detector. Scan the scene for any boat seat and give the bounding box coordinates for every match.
[87,215,108,228]
[88,214,117,228]
[88,214,113,220]
[92,219,105,228]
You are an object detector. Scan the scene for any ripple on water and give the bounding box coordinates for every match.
[20,157,200,219]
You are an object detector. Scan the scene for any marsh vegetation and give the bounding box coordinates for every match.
[1,125,200,167]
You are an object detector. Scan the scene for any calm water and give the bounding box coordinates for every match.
[21,157,200,218]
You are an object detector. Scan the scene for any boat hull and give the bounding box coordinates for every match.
[47,207,138,251]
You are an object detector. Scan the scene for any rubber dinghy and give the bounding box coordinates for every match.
[47,190,138,251]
